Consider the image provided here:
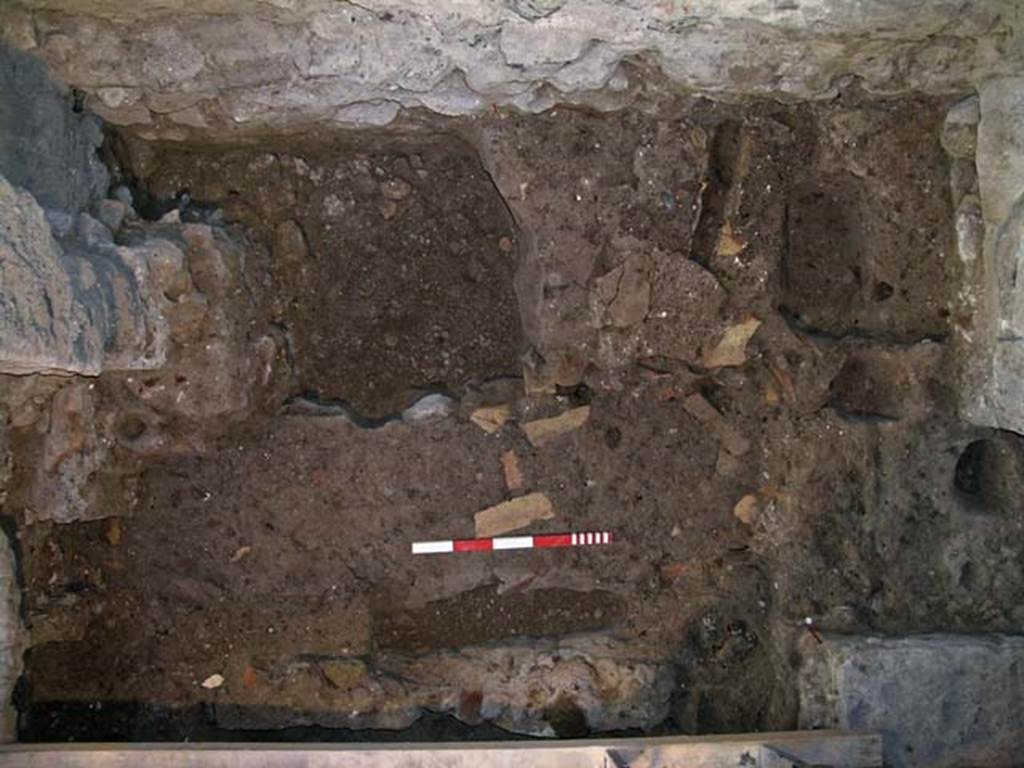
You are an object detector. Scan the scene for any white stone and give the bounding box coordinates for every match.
[334,100,401,127]
[96,86,142,109]
[201,673,225,689]
[402,393,456,423]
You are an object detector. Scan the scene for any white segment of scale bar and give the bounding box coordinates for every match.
[411,540,454,554]
[492,536,534,550]
[572,532,610,545]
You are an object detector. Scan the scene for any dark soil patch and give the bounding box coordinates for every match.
[110,134,522,418]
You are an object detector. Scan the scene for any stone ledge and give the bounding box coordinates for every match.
[799,633,1024,768]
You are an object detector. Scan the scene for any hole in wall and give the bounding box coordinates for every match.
[116,414,147,443]
[954,434,1024,512]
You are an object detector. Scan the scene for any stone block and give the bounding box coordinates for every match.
[800,633,1024,768]
[0,174,167,376]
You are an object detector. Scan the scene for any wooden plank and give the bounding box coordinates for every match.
[0,730,880,767]
[763,732,884,767]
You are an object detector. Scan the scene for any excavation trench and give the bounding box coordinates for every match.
[7,85,1024,745]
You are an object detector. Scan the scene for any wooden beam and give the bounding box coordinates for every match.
[0,730,881,767]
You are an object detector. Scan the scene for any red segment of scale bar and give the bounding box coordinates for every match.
[534,533,573,548]
[452,538,493,552]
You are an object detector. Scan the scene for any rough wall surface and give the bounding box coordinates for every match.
[0,44,107,212]
[1,0,1020,136]
[2,217,291,524]
[799,634,1024,768]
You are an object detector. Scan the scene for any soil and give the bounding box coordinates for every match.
[118,134,523,418]
[10,85,1024,742]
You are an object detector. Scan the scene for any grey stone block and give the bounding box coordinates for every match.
[800,634,1024,768]
[942,95,980,160]
[0,174,167,376]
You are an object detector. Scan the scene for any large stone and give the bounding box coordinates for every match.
[799,634,1024,768]
[642,253,727,364]
[978,79,1024,229]
[0,176,98,374]
[114,224,287,424]
[960,78,1024,433]
[942,95,980,160]
[30,381,105,524]
[476,110,708,387]
[0,174,167,376]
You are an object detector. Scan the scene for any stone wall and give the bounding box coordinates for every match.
[0,1,1020,137]
[0,41,290,738]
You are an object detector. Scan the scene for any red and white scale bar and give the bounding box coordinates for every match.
[412,531,612,555]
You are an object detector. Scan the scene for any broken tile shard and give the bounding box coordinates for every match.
[321,659,367,690]
[501,450,524,491]
[703,317,761,368]
[716,221,747,257]
[470,404,512,433]
[475,492,554,538]
[683,394,750,456]
[522,406,590,447]
[733,494,759,525]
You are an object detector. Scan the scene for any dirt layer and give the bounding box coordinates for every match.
[112,133,523,419]
[10,86,1024,741]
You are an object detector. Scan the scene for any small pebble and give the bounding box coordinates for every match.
[201,674,224,689]
[380,178,412,201]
